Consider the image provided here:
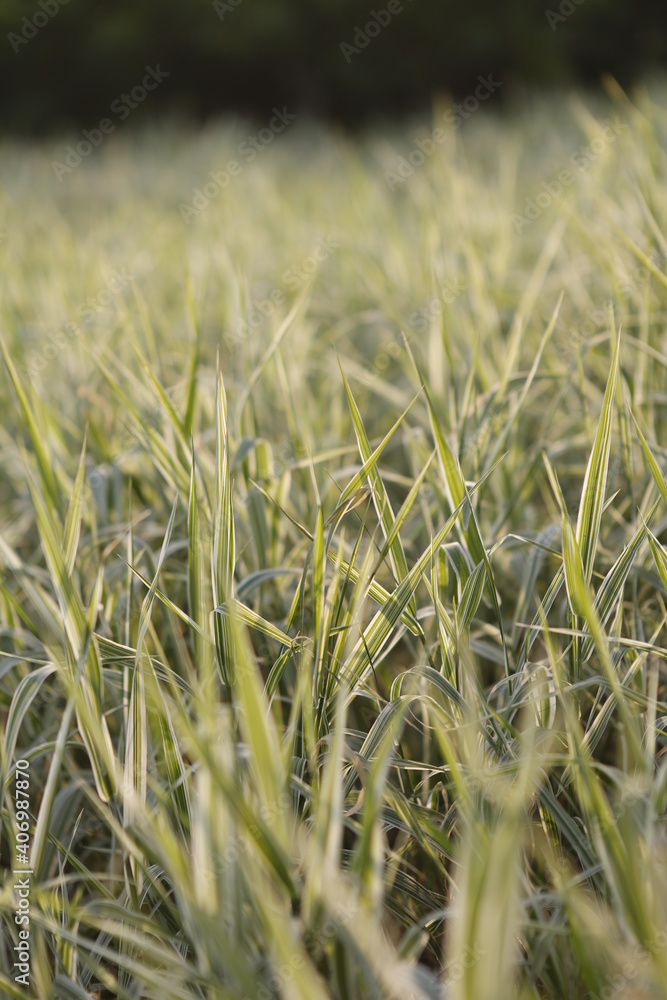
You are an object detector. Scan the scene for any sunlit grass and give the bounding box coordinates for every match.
[1,80,667,999]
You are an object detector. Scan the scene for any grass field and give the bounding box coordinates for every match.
[2,80,667,999]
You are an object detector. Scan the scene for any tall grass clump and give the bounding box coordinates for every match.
[1,80,667,998]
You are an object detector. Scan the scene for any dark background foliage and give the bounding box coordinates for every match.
[1,0,666,132]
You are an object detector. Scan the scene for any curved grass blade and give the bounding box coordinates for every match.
[212,363,236,688]
[575,327,621,586]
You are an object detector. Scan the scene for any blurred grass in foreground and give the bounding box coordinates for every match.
[1,80,667,999]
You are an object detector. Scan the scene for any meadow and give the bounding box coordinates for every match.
[1,79,667,999]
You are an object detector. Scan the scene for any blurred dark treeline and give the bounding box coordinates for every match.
[1,0,665,132]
